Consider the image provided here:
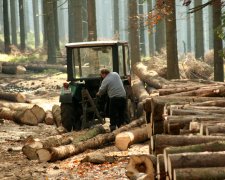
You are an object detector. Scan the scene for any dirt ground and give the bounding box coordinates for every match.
[0,71,149,180]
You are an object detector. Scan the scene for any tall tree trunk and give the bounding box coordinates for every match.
[42,0,48,48]
[87,0,97,41]
[0,1,3,33]
[68,0,83,42]
[58,0,66,43]
[53,0,60,51]
[113,0,119,39]
[208,5,213,50]
[3,0,11,54]
[45,0,56,64]
[82,0,88,41]
[155,19,166,53]
[166,0,179,79]
[10,0,17,46]
[138,0,146,56]
[24,0,30,36]
[19,0,26,52]
[194,0,204,60]
[128,0,140,67]
[32,0,40,48]
[147,0,155,56]
[213,0,223,82]
[186,6,191,53]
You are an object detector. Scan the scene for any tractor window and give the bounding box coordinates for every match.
[118,46,124,76]
[72,46,113,78]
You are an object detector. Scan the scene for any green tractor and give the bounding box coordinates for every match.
[60,41,135,131]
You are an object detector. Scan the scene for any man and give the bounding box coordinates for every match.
[97,68,128,131]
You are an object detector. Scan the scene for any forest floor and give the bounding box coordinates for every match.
[0,71,149,180]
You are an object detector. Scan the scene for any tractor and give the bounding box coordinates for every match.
[59,41,135,131]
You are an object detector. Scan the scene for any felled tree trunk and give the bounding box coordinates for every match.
[133,62,169,89]
[168,152,225,180]
[115,125,149,151]
[0,92,28,103]
[151,134,225,155]
[164,141,225,174]
[37,117,146,162]
[156,154,167,180]
[174,167,225,180]
[206,125,225,135]
[2,65,26,74]
[30,104,46,123]
[0,107,16,120]
[23,125,105,160]
[126,154,156,180]
[14,109,38,125]
[159,86,200,96]
[44,110,54,125]
[52,105,61,127]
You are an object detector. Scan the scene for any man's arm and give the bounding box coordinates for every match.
[97,79,108,96]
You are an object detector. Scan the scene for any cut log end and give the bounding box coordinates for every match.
[37,149,51,162]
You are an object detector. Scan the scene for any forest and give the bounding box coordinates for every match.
[1,0,225,180]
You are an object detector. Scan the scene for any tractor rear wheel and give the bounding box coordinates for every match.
[61,103,82,131]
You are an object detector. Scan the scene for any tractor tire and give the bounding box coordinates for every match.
[61,103,82,131]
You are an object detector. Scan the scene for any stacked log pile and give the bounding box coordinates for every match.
[132,61,225,180]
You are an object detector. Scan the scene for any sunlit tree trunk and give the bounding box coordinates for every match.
[87,0,97,41]
[10,0,17,46]
[82,0,88,41]
[42,0,48,48]
[24,0,30,36]
[19,0,26,52]
[213,0,223,82]
[138,0,146,56]
[68,0,83,42]
[0,1,3,33]
[113,0,119,39]
[128,0,140,67]
[186,6,191,52]
[147,0,155,56]
[166,0,179,79]
[194,0,204,60]
[45,0,56,64]
[53,0,60,51]
[208,5,213,50]
[155,18,166,53]
[3,0,11,54]
[32,0,40,48]
[58,0,66,43]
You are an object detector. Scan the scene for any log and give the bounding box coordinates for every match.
[44,110,54,125]
[163,141,225,174]
[174,167,225,180]
[52,105,61,127]
[168,151,225,180]
[0,92,28,103]
[22,140,43,160]
[14,109,38,125]
[125,154,156,180]
[200,121,225,135]
[156,154,166,180]
[131,76,149,102]
[159,86,201,96]
[0,101,34,111]
[30,104,46,123]
[37,117,146,162]
[115,125,149,151]
[0,107,16,120]
[133,62,169,89]
[191,100,225,107]
[2,65,26,74]
[151,134,225,155]
[206,125,225,135]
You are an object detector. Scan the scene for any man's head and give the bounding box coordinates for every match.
[100,68,110,79]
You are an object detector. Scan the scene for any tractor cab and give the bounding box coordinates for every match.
[60,41,132,131]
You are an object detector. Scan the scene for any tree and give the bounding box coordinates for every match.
[68,0,83,42]
[138,0,146,56]
[113,0,119,39]
[147,0,155,56]
[208,5,213,49]
[3,0,11,54]
[155,17,166,53]
[32,0,40,48]
[53,0,60,50]
[19,0,26,52]
[10,0,17,46]
[186,6,191,52]
[213,0,224,81]
[166,0,180,79]
[194,0,204,60]
[45,0,56,64]
[128,0,140,67]
[87,0,97,41]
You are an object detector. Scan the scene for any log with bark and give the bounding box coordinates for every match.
[115,125,149,151]
[206,124,225,135]
[2,65,26,74]
[52,105,61,127]
[174,167,225,180]
[126,154,156,180]
[168,151,225,180]
[133,62,169,89]
[151,134,225,155]
[0,92,28,103]
[36,117,146,162]
[156,154,167,180]
[44,110,54,125]
[163,141,225,174]
[23,125,106,160]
